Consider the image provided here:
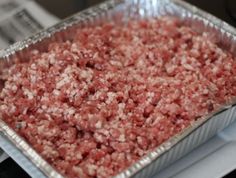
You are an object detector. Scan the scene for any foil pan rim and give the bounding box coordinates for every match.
[173,0,236,36]
[0,0,236,178]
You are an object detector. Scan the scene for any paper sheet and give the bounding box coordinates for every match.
[0,0,58,48]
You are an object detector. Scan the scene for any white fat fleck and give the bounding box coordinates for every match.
[203,89,209,95]
[181,56,187,64]
[137,59,145,67]
[105,72,115,80]
[71,43,79,52]
[66,108,75,116]
[38,59,48,67]
[191,48,199,55]
[94,91,102,100]
[37,125,45,133]
[99,78,106,83]
[53,89,60,96]
[137,136,142,144]
[0,104,7,111]
[94,133,103,142]
[30,75,37,83]
[110,60,122,67]
[224,63,232,70]
[56,75,71,89]
[133,36,140,43]
[118,103,125,110]
[181,44,187,49]
[30,63,37,70]
[37,109,43,113]
[9,105,16,113]
[103,130,109,136]
[80,69,93,81]
[106,92,116,104]
[23,88,34,99]
[31,49,39,55]
[87,164,97,176]
[146,92,155,104]
[74,114,81,120]
[212,66,219,74]
[95,121,102,129]
[76,152,82,160]
[117,103,126,119]
[93,52,99,59]
[165,64,177,74]
[48,53,56,64]
[118,134,126,142]
[87,114,94,120]
[12,73,21,81]
[203,54,208,59]
[23,108,28,115]
[97,104,102,109]
[11,85,17,92]
[41,96,49,102]
[42,105,47,110]
[147,92,154,98]
[183,64,194,71]
[50,106,59,113]
[72,166,84,175]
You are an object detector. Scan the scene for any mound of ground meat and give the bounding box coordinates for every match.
[0,16,236,178]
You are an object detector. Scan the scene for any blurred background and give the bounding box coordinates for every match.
[35,0,236,26]
[35,0,104,18]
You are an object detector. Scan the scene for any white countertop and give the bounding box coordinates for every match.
[153,120,236,178]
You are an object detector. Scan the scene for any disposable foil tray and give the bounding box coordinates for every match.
[0,0,236,178]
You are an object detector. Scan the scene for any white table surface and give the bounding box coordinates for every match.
[153,120,236,178]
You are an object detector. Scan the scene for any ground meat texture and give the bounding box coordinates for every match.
[1,16,236,178]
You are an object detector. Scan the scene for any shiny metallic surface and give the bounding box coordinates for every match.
[0,0,236,178]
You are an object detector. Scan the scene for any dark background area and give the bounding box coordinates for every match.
[1,0,236,178]
[34,0,236,27]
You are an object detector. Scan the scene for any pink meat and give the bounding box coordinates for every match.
[0,17,236,178]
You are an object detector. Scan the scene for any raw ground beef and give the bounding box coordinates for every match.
[0,16,236,178]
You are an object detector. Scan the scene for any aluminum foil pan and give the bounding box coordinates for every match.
[0,0,236,178]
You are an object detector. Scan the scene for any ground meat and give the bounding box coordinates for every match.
[1,16,236,178]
